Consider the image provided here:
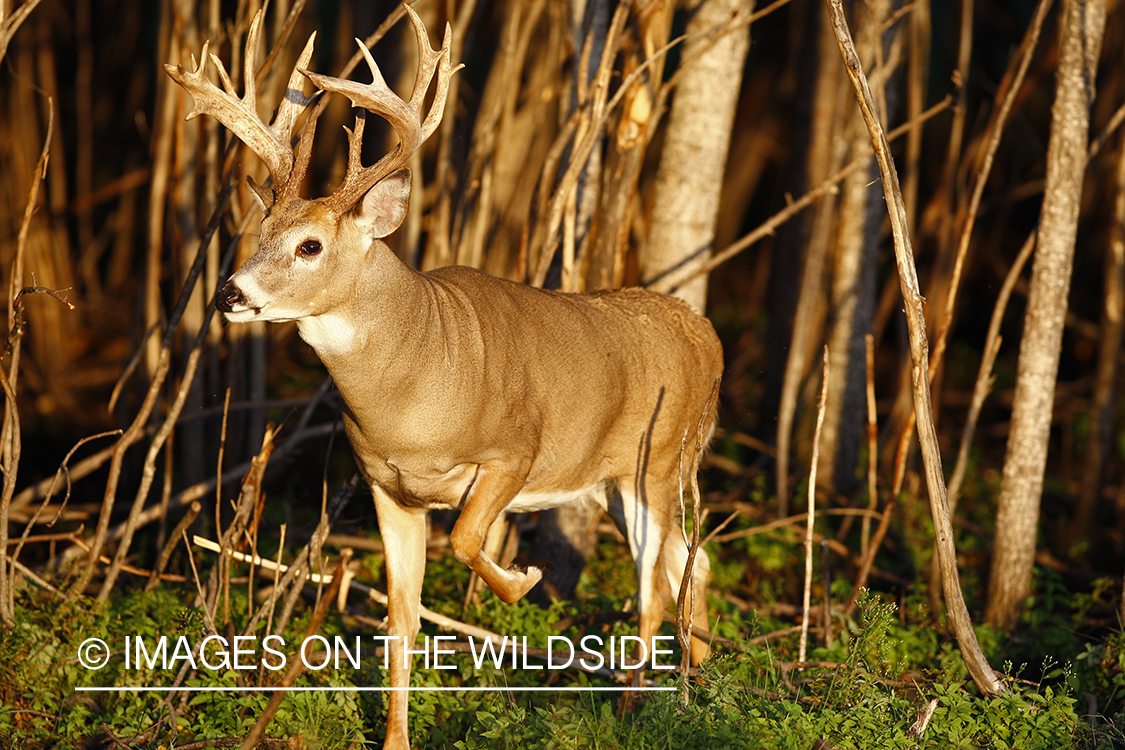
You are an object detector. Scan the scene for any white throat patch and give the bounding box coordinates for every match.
[296,313,357,356]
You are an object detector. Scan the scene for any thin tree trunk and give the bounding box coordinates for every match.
[824,0,1004,696]
[986,0,1106,631]
[1066,125,1125,551]
[584,0,673,292]
[776,10,840,515]
[641,0,752,313]
[818,0,884,493]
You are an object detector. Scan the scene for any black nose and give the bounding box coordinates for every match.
[216,281,243,313]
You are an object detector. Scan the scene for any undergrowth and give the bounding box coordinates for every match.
[4,566,1125,749]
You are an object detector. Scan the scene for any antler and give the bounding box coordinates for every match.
[164,10,317,205]
[303,5,462,216]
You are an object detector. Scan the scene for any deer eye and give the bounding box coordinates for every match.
[297,239,322,257]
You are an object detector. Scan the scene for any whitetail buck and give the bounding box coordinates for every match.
[167,7,722,748]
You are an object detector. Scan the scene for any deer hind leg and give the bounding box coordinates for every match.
[372,485,427,750]
[449,459,549,603]
[661,525,712,665]
[607,477,711,679]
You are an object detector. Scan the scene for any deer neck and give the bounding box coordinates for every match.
[294,250,464,431]
[296,247,417,355]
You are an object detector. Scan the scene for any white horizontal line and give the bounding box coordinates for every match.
[76,686,675,693]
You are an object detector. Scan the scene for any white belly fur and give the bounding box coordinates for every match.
[504,484,606,513]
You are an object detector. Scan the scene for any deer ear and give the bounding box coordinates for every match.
[356,168,412,238]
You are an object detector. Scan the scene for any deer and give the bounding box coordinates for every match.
[166,7,722,749]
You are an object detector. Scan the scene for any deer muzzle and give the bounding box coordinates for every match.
[216,280,245,314]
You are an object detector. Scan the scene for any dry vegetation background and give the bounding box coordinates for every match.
[1,0,1124,687]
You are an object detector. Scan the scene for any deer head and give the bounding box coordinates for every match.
[164,6,459,328]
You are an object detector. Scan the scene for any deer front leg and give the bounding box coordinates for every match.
[449,459,547,603]
[372,485,427,750]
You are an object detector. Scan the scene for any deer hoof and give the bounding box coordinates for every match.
[509,557,554,577]
[488,557,552,602]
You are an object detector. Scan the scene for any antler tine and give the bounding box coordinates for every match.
[410,11,457,143]
[270,31,318,146]
[165,9,317,203]
[306,4,462,215]
[270,31,318,202]
[284,101,321,204]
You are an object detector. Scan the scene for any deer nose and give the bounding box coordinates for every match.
[216,281,243,313]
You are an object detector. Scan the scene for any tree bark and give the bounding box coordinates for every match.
[985,0,1106,631]
[641,0,752,313]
